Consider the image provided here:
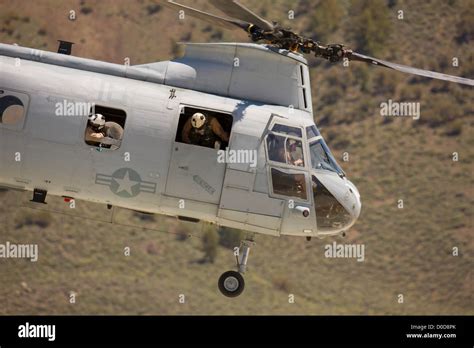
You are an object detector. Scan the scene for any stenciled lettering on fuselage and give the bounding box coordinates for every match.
[192,174,215,195]
[95,168,157,198]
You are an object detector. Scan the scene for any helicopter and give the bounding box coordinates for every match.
[0,0,472,298]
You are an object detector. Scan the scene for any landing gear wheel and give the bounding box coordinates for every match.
[218,271,245,297]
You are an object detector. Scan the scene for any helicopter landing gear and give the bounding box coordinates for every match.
[218,238,255,297]
[218,270,245,297]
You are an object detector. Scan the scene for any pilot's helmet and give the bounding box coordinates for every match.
[287,132,299,149]
[191,113,206,129]
[89,113,106,128]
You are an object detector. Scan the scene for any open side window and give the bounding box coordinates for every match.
[175,106,232,150]
[0,88,28,130]
[84,105,126,150]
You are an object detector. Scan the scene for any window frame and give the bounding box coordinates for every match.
[312,175,352,231]
[268,166,310,202]
[307,132,345,176]
[173,104,234,151]
[264,122,307,170]
[83,104,127,151]
[306,125,321,139]
[309,139,336,172]
[265,121,310,202]
[270,123,303,138]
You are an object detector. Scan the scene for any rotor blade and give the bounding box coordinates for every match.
[209,0,274,31]
[349,52,474,86]
[163,0,250,31]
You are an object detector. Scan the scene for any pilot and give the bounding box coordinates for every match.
[85,114,124,149]
[267,134,304,167]
[182,112,229,149]
[286,138,304,167]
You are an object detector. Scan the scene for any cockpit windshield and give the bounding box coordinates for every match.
[307,126,344,176]
[309,140,343,174]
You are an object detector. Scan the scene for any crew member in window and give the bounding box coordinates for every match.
[286,137,304,167]
[85,114,124,149]
[182,112,229,149]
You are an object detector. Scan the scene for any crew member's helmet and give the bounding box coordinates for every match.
[191,113,206,129]
[89,113,106,128]
[287,132,299,149]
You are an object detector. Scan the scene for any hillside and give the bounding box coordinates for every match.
[0,0,472,314]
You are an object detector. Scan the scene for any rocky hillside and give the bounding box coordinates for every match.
[0,0,472,314]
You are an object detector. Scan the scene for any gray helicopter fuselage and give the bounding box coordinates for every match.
[0,42,361,237]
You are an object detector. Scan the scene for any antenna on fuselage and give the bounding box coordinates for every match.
[57,40,74,55]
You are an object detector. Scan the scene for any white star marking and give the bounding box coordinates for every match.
[113,170,140,196]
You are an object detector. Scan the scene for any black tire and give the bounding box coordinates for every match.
[218,270,245,297]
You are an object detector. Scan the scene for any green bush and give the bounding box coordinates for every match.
[420,97,464,128]
[307,0,344,42]
[146,4,162,16]
[455,4,474,44]
[272,276,291,292]
[444,119,463,136]
[15,211,53,229]
[350,0,392,56]
[174,223,191,241]
[201,225,219,263]
[146,241,159,255]
[218,227,243,249]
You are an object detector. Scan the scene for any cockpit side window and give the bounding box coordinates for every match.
[271,168,307,200]
[266,133,286,163]
[266,123,305,168]
[266,133,305,167]
[267,123,308,200]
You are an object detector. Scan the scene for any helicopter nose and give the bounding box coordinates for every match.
[346,180,361,221]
